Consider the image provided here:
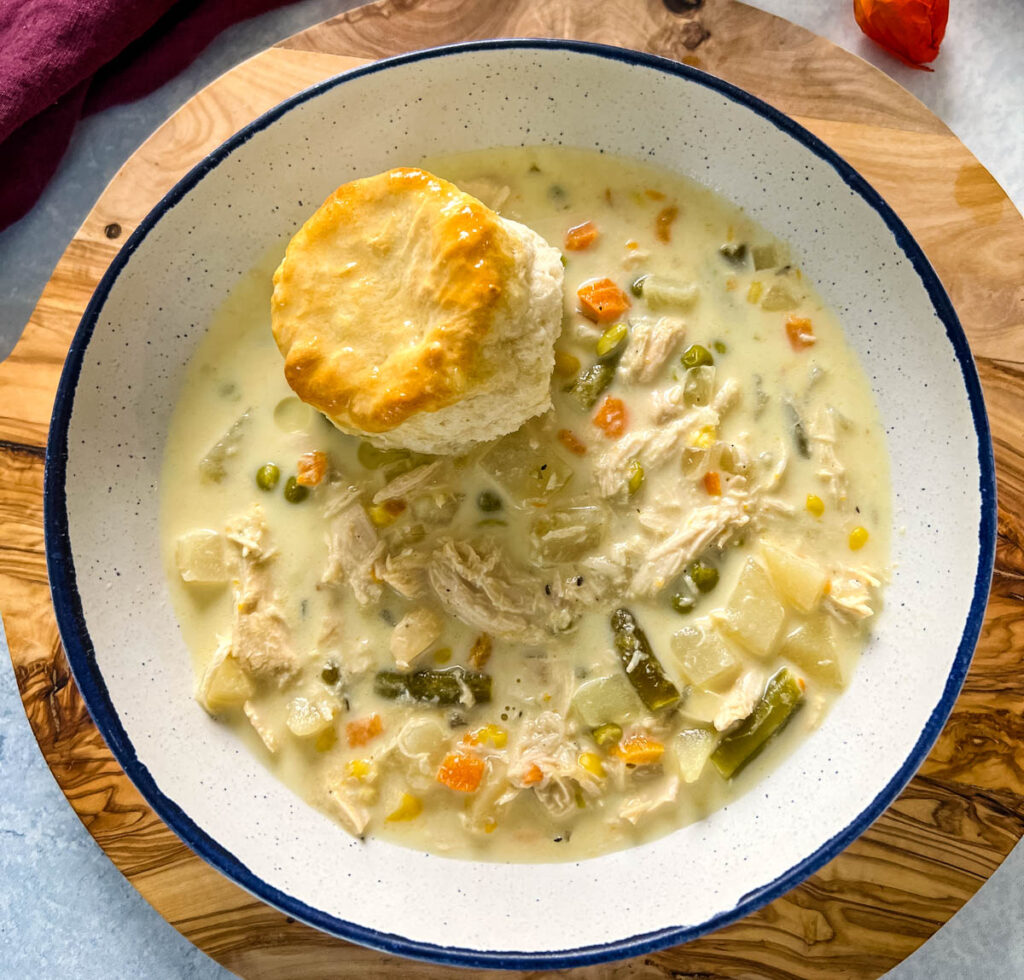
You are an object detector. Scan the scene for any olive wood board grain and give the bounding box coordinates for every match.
[3,1,1023,977]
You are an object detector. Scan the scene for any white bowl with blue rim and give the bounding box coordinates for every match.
[45,40,995,968]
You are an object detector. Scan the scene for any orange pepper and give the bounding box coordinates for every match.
[785,315,816,351]
[854,0,948,71]
[703,470,722,496]
[655,205,679,243]
[296,450,328,487]
[611,733,665,766]
[557,428,588,456]
[564,220,599,251]
[577,278,631,323]
[437,752,485,793]
[592,396,628,439]
[346,714,382,748]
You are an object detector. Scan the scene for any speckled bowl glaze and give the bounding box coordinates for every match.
[45,41,995,968]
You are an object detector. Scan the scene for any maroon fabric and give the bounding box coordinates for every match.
[0,0,295,232]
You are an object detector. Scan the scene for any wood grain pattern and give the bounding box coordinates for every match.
[3,1,1022,977]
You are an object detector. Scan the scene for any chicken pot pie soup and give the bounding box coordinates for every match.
[161,146,890,862]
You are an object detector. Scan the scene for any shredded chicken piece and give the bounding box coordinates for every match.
[809,406,849,507]
[389,607,443,669]
[621,244,651,269]
[223,505,297,680]
[713,670,767,732]
[458,178,511,212]
[619,315,686,383]
[328,783,371,836]
[825,566,882,622]
[619,775,680,825]
[629,490,752,597]
[322,483,384,606]
[243,700,279,753]
[594,378,741,497]
[375,548,430,600]
[427,538,552,642]
[372,461,450,504]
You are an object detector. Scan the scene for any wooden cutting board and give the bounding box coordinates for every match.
[4,1,1023,977]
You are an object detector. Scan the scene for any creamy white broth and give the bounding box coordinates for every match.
[160,146,890,862]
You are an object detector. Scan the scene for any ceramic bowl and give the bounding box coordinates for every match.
[45,40,995,968]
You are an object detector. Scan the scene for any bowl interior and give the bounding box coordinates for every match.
[46,41,993,967]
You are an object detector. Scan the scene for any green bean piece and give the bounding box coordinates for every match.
[565,362,616,411]
[687,559,720,594]
[283,476,308,503]
[784,401,811,459]
[373,667,492,705]
[320,662,340,686]
[476,489,503,512]
[713,340,728,354]
[592,722,624,747]
[671,592,696,615]
[630,275,648,298]
[711,668,803,779]
[627,459,645,495]
[255,463,280,491]
[609,608,681,711]
[596,322,629,361]
[719,242,748,264]
[681,344,714,369]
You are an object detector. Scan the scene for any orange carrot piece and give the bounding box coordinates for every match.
[437,752,485,793]
[296,450,328,487]
[577,278,631,323]
[785,315,816,350]
[346,714,382,748]
[557,428,588,456]
[521,764,544,786]
[564,220,599,251]
[592,396,628,439]
[703,471,722,496]
[644,188,666,201]
[655,205,679,243]
[611,733,665,766]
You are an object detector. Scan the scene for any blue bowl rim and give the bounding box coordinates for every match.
[43,37,997,970]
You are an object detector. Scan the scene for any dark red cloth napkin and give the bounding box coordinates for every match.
[0,0,295,232]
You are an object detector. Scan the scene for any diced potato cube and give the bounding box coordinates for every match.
[530,504,608,564]
[243,700,279,753]
[195,644,253,714]
[780,614,846,687]
[675,727,717,783]
[678,687,722,726]
[176,529,230,585]
[571,674,644,728]
[720,558,786,658]
[286,693,340,738]
[761,542,827,613]
[670,624,741,691]
[479,423,573,506]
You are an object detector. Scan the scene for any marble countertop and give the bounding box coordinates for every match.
[1,1,1020,975]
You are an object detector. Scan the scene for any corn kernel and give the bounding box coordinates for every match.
[553,349,581,377]
[482,817,498,834]
[627,459,645,495]
[578,752,606,778]
[346,759,371,781]
[315,727,337,753]
[806,494,825,517]
[367,503,398,527]
[386,793,423,822]
[466,724,507,748]
[689,425,717,449]
[432,646,452,664]
[747,280,764,304]
[849,526,869,550]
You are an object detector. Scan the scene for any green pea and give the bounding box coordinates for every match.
[592,722,623,747]
[713,340,728,354]
[283,476,308,503]
[681,344,714,369]
[627,459,644,495]
[687,559,719,593]
[477,489,503,512]
[255,463,280,491]
[321,662,340,685]
[671,592,696,615]
[596,322,628,360]
[630,275,648,298]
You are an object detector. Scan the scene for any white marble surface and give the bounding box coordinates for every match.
[0,1,1020,976]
